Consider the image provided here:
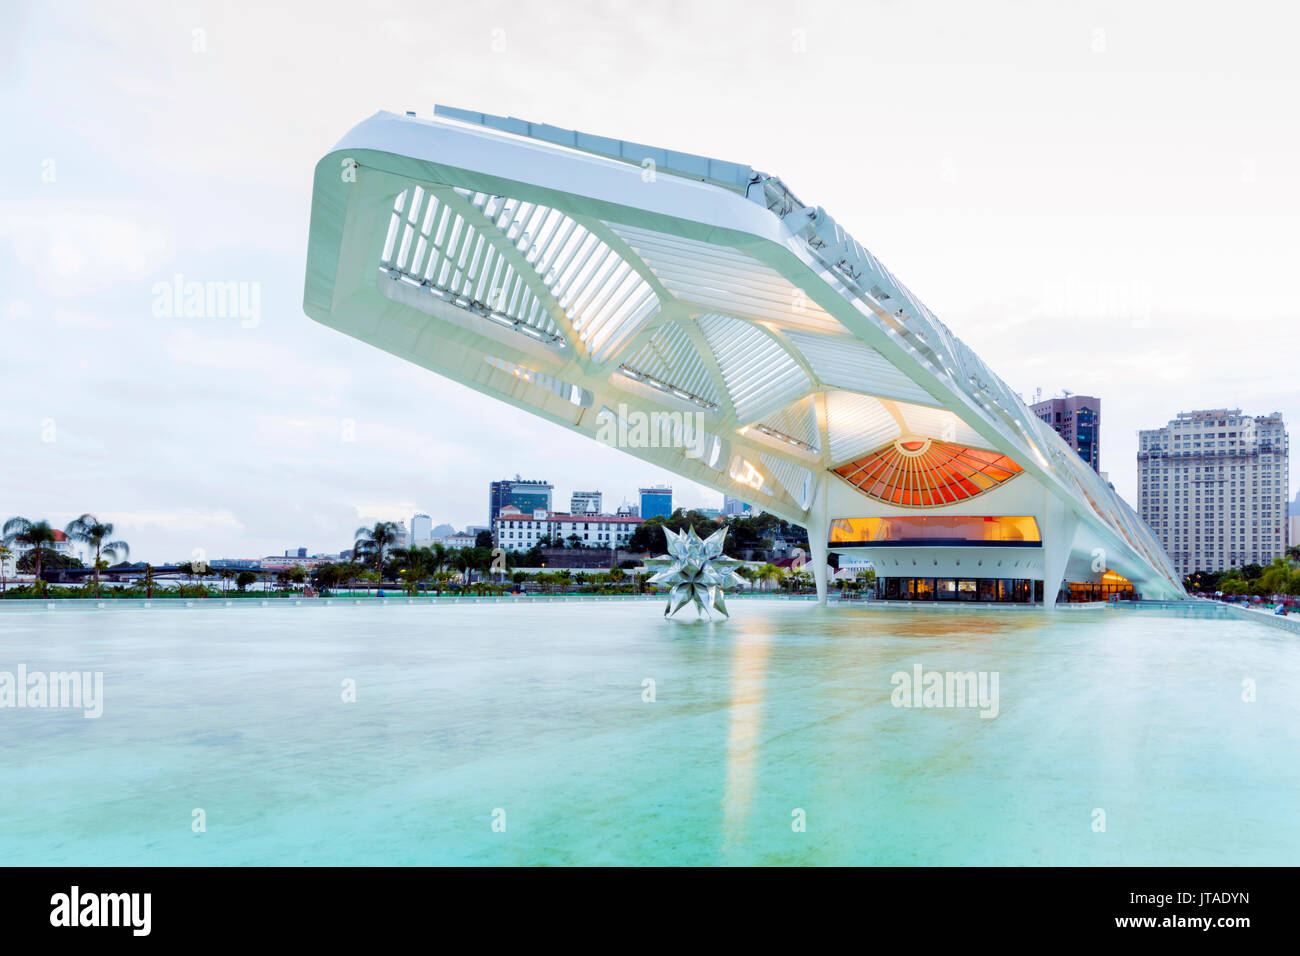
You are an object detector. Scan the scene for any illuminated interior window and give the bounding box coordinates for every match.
[833,438,1023,506]
[828,515,1042,546]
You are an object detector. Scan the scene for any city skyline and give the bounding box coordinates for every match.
[4,1,1298,561]
[8,479,721,566]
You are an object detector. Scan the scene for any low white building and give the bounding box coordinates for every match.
[495,506,644,552]
[259,555,334,571]
[3,528,80,579]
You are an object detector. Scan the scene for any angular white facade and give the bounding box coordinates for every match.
[304,107,1185,604]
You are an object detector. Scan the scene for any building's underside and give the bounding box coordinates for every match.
[304,106,1186,605]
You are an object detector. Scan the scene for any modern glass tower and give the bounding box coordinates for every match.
[303,107,1185,604]
[487,477,553,536]
[639,486,672,521]
[1031,394,1100,472]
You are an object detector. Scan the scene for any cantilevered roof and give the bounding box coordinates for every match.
[303,107,1184,597]
[433,105,757,192]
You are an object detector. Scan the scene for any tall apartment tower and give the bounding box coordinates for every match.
[570,490,603,515]
[1137,409,1289,577]
[1289,491,1300,551]
[1030,394,1101,472]
[721,495,753,516]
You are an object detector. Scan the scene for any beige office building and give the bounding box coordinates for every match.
[1138,409,1289,577]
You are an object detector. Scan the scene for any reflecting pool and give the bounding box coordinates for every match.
[0,600,1295,865]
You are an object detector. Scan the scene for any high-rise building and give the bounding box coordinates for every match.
[411,513,432,542]
[1138,409,1290,576]
[570,491,602,515]
[639,485,672,521]
[1031,394,1101,472]
[1288,491,1300,551]
[722,495,753,516]
[488,477,553,536]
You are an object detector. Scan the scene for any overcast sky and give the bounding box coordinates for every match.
[2,0,1297,563]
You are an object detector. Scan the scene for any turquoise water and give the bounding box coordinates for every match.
[0,600,1296,865]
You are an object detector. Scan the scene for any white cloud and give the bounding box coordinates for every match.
[354,504,419,523]
[0,204,174,297]
[104,509,245,534]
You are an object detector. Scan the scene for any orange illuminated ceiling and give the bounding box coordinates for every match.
[834,438,1024,506]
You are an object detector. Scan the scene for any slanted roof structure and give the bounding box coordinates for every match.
[304,107,1185,602]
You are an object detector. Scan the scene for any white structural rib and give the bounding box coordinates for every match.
[609,224,839,332]
[303,106,1186,602]
[697,312,810,423]
[620,322,721,410]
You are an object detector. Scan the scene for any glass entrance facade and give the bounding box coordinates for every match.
[879,577,1043,602]
[1065,570,1136,602]
[878,574,1135,603]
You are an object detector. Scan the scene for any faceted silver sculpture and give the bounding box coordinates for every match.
[645,526,745,618]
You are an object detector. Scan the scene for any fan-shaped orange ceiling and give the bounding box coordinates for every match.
[834,438,1023,506]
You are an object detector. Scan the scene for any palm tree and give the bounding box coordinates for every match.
[400,545,435,595]
[314,563,341,596]
[756,563,784,592]
[454,550,472,587]
[430,542,449,573]
[3,517,57,591]
[64,514,130,598]
[340,561,362,595]
[354,522,400,577]
[175,561,203,596]
[0,544,10,596]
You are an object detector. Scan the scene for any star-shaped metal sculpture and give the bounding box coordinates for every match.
[644,525,745,618]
